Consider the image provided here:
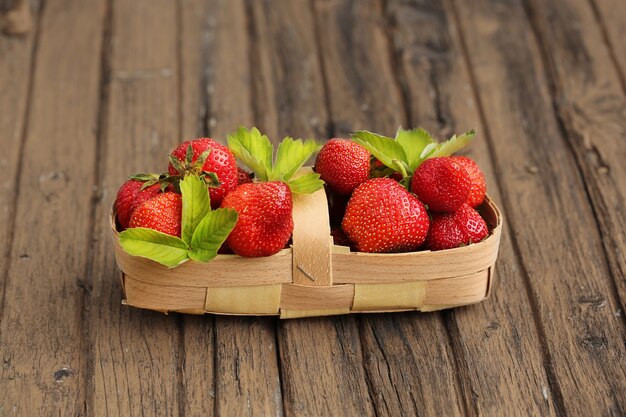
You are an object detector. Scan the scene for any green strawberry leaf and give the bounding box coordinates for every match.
[351,130,409,176]
[119,228,189,268]
[395,127,435,172]
[227,127,273,181]
[202,171,221,188]
[180,174,211,246]
[169,154,186,174]
[271,137,321,182]
[129,173,159,182]
[189,208,238,262]
[185,144,195,166]
[195,149,211,169]
[288,172,324,194]
[426,129,476,159]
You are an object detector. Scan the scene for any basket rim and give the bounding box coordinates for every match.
[110,194,502,260]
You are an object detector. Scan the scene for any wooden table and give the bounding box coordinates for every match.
[1,0,624,415]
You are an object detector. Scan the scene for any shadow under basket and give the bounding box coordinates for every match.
[111,185,503,319]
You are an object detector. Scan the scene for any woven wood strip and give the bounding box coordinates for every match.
[291,175,333,286]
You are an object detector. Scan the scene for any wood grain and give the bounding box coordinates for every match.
[385,0,559,414]
[0,2,38,310]
[177,1,218,414]
[591,0,626,87]
[191,1,285,415]
[524,0,626,316]
[313,0,404,137]
[453,0,626,414]
[0,0,104,414]
[312,1,466,415]
[87,0,184,415]
[214,317,283,417]
[249,1,379,415]
[250,0,329,142]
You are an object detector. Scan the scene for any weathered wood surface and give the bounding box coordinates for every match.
[0,0,104,415]
[385,0,558,415]
[1,0,625,416]
[524,0,626,316]
[453,0,626,415]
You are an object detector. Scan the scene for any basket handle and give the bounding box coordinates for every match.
[290,169,333,286]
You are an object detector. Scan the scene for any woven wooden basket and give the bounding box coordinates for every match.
[111,183,502,319]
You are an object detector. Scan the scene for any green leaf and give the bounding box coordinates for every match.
[169,154,186,174]
[189,208,238,262]
[427,129,476,159]
[196,149,211,168]
[271,137,321,182]
[129,173,159,182]
[202,171,221,188]
[180,174,211,246]
[351,130,408,174]
[288,173,325,194]
[420,142,438,159]
[119,228,189,267]
[185,144,195,166]
[227,127,273,181]
[395,127,435,172]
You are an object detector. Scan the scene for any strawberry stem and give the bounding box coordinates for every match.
[392,159,409,179]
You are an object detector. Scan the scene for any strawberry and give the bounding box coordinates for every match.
[115,179,162,230]
[315,139,370,195]
[222,127,323,257]
[342,178,430,253]
[168,138,238,209]
[451,156,486,207]
[411,157,470,212]
[129,192,182,237]
[425,204,488,250]
[237,167,253,184]
[221,182,294,257]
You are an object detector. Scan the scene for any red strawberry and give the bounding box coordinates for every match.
[411,157,470,212]
[451,156,486,207]
[129,192,182,237]
[315,139,370,195]
[115,179,162,230]
[425,204,488,250]
[168,138,238,208]
[224,127,324,257]
[342,178,430,253]
[237,167,253,184]
[221,182,294,257]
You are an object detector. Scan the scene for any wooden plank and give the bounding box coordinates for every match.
[312,1,467,415]
[177,1,218,412]
[182,1,285,415]
[525,0,626,317]
[452,0,626,414]
[313,0,404,137]
[250,0,328,142]
[87,1,184,415]
[214,317,283,416]
[0,0,104,414]
[249,1,379,416]
[0,3,38,310]
[591,0,626,87]
[385,0,559,415]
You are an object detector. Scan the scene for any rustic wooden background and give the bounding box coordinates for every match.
[0,0,624,416]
